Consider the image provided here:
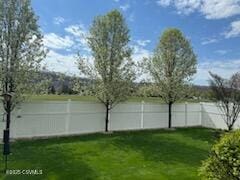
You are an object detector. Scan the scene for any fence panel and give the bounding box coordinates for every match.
[0,101,240,139]
[202,102,240,129]
[11,114,66,138]
[143,103,168,129]
[110,103,142,130]
[187,103,201,126]
[68,113,105,134]
[172,104,186,127]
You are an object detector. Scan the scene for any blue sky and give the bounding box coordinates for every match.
[32,0,240,85]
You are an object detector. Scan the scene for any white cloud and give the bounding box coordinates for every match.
[120,4,130,11]
[42,50,79,75]
[43,33,74,49]
[136,39,151,47]
[53,16,65,25]
[201,0,240,19]
[175,0,201,15]
[194,59,240,85]
[201,38,218,45]
[156,0,240,19]
[43,44,151,79]
[132,45,151,62]
[42,23,92,75]
[65,24,87,37]
[215,50,229,55]
[128,13,135,22]
[157,0,171,7]
[224,20,240,38]
[157,0,201,15]
[131,45,152,82]
[65,24,90,52]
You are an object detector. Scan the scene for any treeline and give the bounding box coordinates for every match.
[34,71,212,100]
[34,71,93,95]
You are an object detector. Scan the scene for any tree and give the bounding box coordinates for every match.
[61,83,71,94]
[209,72,240,131]
[136,83,160,97]
[56,73,65,94]
[71,77,93,95]
[0,0,46,128]
[78,10,136,132]
[145,28,197,128]
[49,85,56,94]
[34,79,52,94]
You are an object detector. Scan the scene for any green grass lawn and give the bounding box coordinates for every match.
[0,128,218,180]
[29,94,207,103]
[28,94,164,103]
[29,95,99,102]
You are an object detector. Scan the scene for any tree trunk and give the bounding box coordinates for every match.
[6,100,11,130]
[226,115,233,131]
[228,124,233,131]
[168,102,172,129]
[105,102,109,132]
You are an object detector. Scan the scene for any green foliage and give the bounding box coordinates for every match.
[34,79,52,95]
[0,0,46,108]
[78,10,136,108]
[135,84,160,97]
[199,130,240,179]
[143,28,197,128]
[49,85,56,94]
[71,77,95,96]
[145,28,197,104]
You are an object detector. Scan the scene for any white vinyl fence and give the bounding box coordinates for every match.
[201,102,240,129]
[0,101,239,139]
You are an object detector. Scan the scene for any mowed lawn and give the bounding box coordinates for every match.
[0,128,218,180]
[28,94,164,103]
[28,94,209,103]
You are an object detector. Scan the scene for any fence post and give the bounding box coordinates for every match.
[108,104,111,131]
[185,102,188,127]
[199,102,203,126]
[65,99,71,134]
[141,101,144,129]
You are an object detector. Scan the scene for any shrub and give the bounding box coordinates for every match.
[199,130,240,180]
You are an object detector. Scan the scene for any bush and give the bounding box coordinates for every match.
[199,130,240,179]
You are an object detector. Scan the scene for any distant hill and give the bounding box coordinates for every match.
[37,71,211,97]
[37,71,91,94]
